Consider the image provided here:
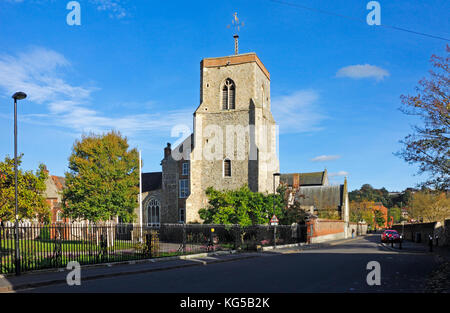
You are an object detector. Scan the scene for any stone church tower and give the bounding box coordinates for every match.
[186,52,279,222]
[140,52,279,224]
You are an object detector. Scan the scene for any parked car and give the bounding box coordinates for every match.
[381,230,401,243]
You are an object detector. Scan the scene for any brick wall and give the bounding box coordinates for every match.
[306,217,345,243]
[391,220,450,246]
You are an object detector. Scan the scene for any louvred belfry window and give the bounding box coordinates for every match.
[222,78,235,110]
[224,159,231,177]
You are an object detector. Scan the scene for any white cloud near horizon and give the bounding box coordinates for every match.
[311,155,341,162]
[336,64,389,81]
[328,171,349,177]
[0,47,191,138]
[271,90,326,134]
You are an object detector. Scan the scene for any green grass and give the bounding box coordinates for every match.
[0,239,138,253]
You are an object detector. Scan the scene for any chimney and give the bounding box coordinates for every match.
[164,143,172,159]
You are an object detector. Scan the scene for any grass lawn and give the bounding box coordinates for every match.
[0,239,138,253]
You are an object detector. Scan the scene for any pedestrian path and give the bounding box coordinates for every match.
[0,251,261,292]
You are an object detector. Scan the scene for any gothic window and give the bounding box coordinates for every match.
[224,159,231,177]
[147,198,160,226]
[222,78,235,110]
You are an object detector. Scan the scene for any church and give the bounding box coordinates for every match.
[138,44,349,226]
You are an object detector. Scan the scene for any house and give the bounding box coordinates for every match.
[43,166,68,224]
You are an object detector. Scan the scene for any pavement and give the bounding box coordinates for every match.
[0,236,360,293]
[380,238,450,292]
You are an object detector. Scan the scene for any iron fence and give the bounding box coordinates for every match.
[0,223,306,274]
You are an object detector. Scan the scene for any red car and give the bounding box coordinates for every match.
[381,230,401,243]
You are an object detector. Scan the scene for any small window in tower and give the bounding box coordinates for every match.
[224,159,231,177]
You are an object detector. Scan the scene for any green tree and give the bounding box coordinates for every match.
[0,155,50,222]
[349,184,392,208]
[198,185,285,226]
[350,200,376,227]
[388,207,403,224]
[62,131,139,223]
[409,191,450,222]
[374,210,385,228]
[396,46,449,190]
[276,183,308,224]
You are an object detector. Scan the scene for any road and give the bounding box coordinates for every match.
[20,234,438,293]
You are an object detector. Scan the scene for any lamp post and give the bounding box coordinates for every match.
[12,91,26,276]
[272,173,280,249]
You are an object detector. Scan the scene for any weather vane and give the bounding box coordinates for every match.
[227,12,244,55]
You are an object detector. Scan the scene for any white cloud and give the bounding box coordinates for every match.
[0,47,191,137]
[311,155,341,162]
[336,64,389,81]
[271,90,326,134]
[90,0,128,19]
[6,0,130,19]
[328,171,349,177]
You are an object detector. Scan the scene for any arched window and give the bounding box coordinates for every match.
[222,78,235,110]
[224,159,231,177]
[147,198,160,226]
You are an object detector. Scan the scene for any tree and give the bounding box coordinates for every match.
[349,184,392,208]
[374,209,385,228]
[198,185,285,226]
[409,191,450,222]
[396,46,450,190]
[0,155,50,222]
[277,183,309,224]
[388,206,403,224]
[62,131,139,223]
[350,200,376,227]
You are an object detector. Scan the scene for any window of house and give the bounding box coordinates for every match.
[179,208,185,223]
[147,198,160,226]
[56,211,63,222]
[182,162,189,176]
[222,78,235,110]
[179,179,189,198]
[224,159,231,177]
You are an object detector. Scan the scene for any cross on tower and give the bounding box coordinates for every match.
[227,12,244,55]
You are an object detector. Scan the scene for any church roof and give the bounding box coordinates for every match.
[295,185,344,209]
[142,172,162,192]
[280,171,327,187]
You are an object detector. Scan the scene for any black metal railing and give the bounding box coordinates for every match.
[0,223,306,274]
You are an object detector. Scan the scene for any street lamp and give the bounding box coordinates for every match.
[272,173,280,249]
[12,91,27,276]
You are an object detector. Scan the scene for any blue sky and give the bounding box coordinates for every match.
[0,0,448,191]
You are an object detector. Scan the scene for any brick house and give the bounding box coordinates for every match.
[43,167,69,224]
